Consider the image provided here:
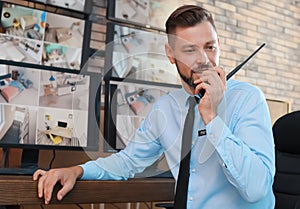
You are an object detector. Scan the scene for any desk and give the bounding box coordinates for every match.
[44,127,73,139]
[0,175,175,205]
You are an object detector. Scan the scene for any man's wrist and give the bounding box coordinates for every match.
[202,113,217,125]
[72,165,84,179]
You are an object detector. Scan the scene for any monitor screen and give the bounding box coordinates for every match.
[0,64,100,149]
[107,0,183,31]
[104,78,181,152]
[0,1,91,73]
[104,22,180,84]
[103,22,181,152]
[0,63,101,174]
[28,0,92,14]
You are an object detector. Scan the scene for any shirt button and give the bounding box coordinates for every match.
[209,134,217,143]
[189,197,193,201]
[192,141,195,145]
[191,168,196,173]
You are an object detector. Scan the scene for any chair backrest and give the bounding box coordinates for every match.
[273,110,300,209]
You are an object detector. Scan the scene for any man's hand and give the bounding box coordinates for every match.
[33,166,83,204]
[194,66,226,124]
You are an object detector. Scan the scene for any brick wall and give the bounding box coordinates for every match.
[92,0,300,111]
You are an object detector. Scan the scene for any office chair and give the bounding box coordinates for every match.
[272,110,300,209]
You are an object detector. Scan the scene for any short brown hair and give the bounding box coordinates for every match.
[165,5,217,36]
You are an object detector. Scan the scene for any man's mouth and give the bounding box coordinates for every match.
[175,61,213,89]
[191,63,213,74]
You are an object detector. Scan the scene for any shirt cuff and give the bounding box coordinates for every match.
[206,115,231,147]
[79,161,99,180]
[78,156,130,180]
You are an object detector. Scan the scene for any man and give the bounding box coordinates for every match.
[34,5,275,208]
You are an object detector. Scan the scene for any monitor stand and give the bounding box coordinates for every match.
[0,148,39,175]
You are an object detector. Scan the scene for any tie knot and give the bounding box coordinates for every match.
[188,96,197,108]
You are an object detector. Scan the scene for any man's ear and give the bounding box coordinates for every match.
[165,43,175,64]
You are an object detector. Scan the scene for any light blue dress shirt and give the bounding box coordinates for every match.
[80,79,275,209]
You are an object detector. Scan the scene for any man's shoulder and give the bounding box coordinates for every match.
[227,79,262,93]
[226,79,266,102]
[154,87,185,106]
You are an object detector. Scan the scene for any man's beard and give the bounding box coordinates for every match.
[175,60,196,89]
[175,60,213,97]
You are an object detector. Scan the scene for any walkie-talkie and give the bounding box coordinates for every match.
[199,42,266,98]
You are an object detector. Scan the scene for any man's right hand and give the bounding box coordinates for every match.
[33,166,83,204]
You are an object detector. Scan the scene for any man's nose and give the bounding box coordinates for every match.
[195,50,209,64]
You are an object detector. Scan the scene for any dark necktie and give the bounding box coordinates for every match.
[173,96,197,209]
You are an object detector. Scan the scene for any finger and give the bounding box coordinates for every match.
[37,174,46,198]
[43,175,57,204]
[193,73,209,85]
[57,182,74,201]
[194,70,217,86]
[205,67,225,88]
[194,82,206,95]
[216,66,226,84]
[33,169,46,180]
[195,76,220,97]
[57,190,64,201]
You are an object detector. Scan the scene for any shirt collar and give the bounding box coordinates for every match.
[181,89,200,107]
[168,88,200,109]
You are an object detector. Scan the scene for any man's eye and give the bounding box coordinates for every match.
[206,45,216,51]
[183,48,195,53]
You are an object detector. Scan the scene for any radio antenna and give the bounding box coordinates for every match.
[226,42,266,80]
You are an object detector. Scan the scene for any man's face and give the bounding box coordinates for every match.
[165,21,220,93]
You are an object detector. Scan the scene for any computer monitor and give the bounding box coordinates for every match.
[0,63,101,174]
[0,0,101,175]
[103,22,181,152]
[104,78,181,152]
[104,22,179,82]
[0,1,92,73]
[107,0,183,31]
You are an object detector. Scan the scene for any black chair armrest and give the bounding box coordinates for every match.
[155,203,174,209]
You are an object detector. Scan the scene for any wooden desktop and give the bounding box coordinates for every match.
[0,175,175,206]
